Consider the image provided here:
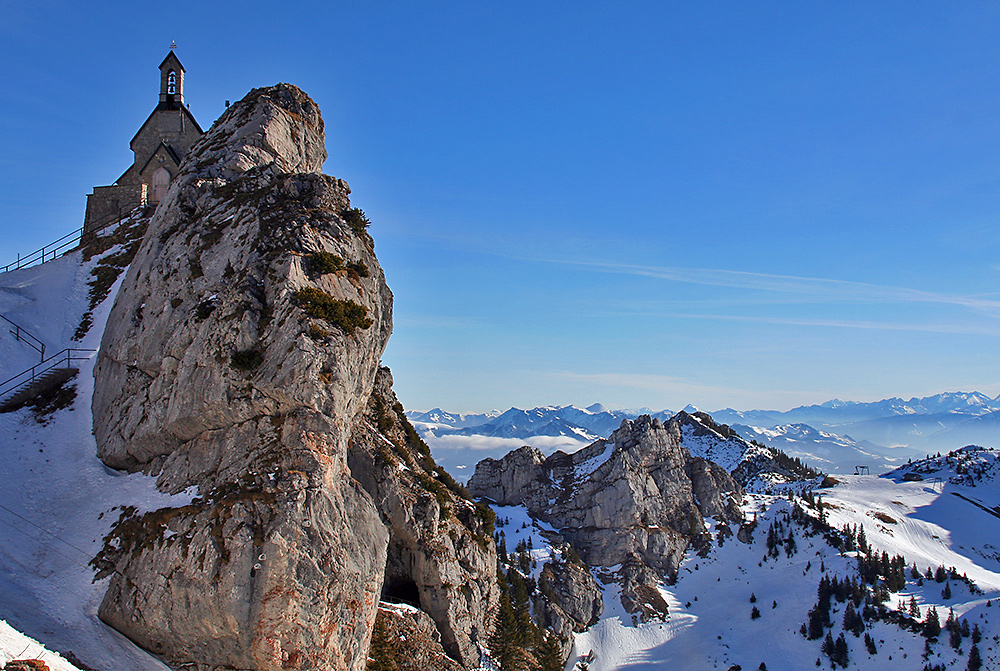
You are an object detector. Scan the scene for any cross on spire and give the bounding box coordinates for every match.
[170,40,177,51]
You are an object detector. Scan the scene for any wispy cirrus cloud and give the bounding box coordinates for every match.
[651,312,1000,336]
[536,258,1000,317]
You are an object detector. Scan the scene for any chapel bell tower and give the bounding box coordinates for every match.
[159,47,185,106]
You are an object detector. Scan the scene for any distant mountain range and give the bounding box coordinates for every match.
[408,391,1000,476]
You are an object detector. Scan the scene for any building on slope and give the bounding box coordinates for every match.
[83,47,203,235]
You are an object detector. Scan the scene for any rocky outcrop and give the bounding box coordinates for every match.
[470,415,743,577]
[469,415,743,617]
[534,561,602,656]
[91,84,493,671]
[370,604,464,671]
[674,411,818,488]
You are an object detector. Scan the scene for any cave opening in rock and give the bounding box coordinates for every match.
[382,578,421,609]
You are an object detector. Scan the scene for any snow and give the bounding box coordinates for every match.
[491,504,558,581]
[822,474,1000,590]
[563,481,1000,671]
[0,248,192,670]
[0,619,84,671]
[574,440,616,480]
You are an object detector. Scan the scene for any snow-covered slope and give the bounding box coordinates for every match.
[673,411,819,490]
[734,423,913,474]
[560,473,1000,670]
[0,249,190,671]
[0,619,85,671]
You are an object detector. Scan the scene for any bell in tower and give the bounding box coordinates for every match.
[159,45,185,108]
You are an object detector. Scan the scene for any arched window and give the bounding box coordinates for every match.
[152,168,171,204]
[167,71,177,95]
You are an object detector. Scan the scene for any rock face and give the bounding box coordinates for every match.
[92,84,494,671]
[370,604,464,671]
[348,368,497,665]
[534,561,603,656]
[468,415,743,614]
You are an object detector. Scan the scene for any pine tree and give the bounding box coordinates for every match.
[751,606,761,620]
[967,643,982,671]
[490,594,521,670]
[924,606,941,639]
[942,582,952,599]
[843,603,864,637]
[945,608,957,632]
[807,606,825,639]
[534,630,563,671]
[972,623,981,644]
[909,595,921,618]
[833,634,849,668]
[864,632,877,655]
[821,632,835,657]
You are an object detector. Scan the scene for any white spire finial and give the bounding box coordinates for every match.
[170,40,177,51]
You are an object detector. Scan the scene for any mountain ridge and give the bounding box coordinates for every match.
[409,391,998,476]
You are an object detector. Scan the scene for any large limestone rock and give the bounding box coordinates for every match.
[92,84,492,671]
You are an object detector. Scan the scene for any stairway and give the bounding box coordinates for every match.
[0,349,95,412]
[0,367,78,412]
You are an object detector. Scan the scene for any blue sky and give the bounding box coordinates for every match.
[1,2,999,413]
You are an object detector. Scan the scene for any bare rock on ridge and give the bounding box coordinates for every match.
[90,83,491,671]
[468,415,743,615]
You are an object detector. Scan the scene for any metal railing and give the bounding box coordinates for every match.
[1,228,84,273]
[0,207,142,274]
[0,348,96,401]
[0,314,46,362]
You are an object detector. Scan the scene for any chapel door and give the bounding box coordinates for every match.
[152,168,171,203]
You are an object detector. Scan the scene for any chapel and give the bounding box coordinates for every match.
[83,48,204,234]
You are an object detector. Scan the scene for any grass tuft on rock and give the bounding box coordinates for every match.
[293,287,372,334]
[309,251,343,276]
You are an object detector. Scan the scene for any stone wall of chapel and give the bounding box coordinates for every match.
[83,184,146,235]
[123,109,201,184]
